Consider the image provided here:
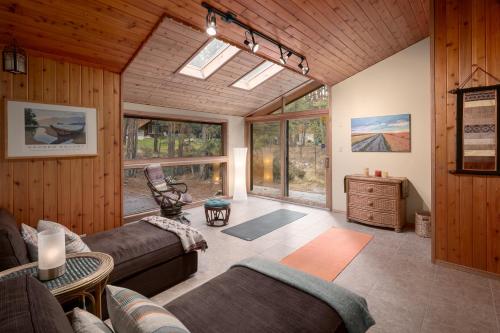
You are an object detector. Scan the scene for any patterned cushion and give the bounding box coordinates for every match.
[37,220,91,254]
[204,198,230,208]
[0,274,73,332]
[72,307,114,333]
[21,223,39,261]
[106,285,191,333]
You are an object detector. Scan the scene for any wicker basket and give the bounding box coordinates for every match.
[415,211,431,238]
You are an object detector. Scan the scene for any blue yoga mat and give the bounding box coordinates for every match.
[221,209,307,241]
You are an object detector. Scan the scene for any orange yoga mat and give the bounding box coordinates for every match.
[280,228,373,281]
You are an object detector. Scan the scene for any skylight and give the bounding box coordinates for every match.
[179,39,240,79]
[232,61,284,90]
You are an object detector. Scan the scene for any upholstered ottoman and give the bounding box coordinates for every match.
[204,199,231,227]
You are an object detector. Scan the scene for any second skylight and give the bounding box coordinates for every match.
[232,61,284,90]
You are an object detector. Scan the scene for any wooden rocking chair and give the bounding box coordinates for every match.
[144,163,193,224]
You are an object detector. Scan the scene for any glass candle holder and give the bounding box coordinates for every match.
[38,228,66,280]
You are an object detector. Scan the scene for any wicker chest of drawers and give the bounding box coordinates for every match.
[345,175,409,232]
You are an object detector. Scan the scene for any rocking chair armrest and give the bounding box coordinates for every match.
[167,182,188,193]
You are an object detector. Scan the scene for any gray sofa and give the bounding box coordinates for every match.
[0,209,197,300]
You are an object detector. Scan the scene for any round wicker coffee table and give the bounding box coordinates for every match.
[0,252,113,318]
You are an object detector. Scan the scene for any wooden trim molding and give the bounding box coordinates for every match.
[123,156,229,169]
[435,259,500,281]
[246,80,322,117]
[245,108,329,122]
[124,109,229,124]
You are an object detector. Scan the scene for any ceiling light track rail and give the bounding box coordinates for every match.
[201,2,309,75]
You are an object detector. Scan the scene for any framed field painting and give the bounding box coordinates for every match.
[5,100,97,158]
[456,85,500,175]
[351,114,411,152]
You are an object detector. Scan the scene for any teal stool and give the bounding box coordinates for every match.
[204,199,231,227]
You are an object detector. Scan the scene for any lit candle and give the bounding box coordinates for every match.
[382,171,389,178]
[38,228,66,280]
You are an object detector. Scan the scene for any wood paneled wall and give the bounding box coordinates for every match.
[0,54,122,234]
[433,0,500,274]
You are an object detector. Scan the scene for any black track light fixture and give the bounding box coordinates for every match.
[202,2,310,76]
[244,31,259,53]
[298,57,309,75]
[206,10,217,36]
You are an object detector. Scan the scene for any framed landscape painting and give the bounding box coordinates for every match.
[6,100,97,158]
[351,114,411,152]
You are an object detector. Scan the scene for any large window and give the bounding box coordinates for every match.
[124,163,223,216]
[123,116,227,216]
[123,117,223,160]
[284,85,329,113]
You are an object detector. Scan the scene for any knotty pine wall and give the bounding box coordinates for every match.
[0,54,122,235]
[433,0,500,274]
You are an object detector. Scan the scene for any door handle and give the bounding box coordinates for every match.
[324,157,329,168]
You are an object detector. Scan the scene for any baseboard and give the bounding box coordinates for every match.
[435,259,500,280]
[246,193,330,211]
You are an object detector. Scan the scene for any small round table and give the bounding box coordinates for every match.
[0,252,113,319]
[204,198,231,227]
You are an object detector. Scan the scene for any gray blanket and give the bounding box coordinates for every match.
[141,216,208,253]
[232,257,375,333]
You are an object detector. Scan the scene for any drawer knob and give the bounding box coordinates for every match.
[368,201,374,206]
[368,214,373,220]
[367,188,374,192]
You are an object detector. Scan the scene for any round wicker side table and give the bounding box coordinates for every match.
[204,198,231,227]
[0,252,113,319]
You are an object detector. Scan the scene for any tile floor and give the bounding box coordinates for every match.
[151,196,500,333]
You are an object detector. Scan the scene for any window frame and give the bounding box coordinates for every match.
[123,112,229,219]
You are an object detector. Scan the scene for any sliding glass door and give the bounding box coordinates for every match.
[287,117,327,206]
[250,116,328,208]
[250,122,281,198]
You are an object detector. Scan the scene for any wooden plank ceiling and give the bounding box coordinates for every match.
[0,1,429,85]
[123,17,309,116]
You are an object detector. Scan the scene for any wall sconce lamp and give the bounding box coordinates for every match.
[2,40,27,74]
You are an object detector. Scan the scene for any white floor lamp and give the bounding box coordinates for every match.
[233,147,248,201]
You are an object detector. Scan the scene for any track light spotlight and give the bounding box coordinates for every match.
[279,46,288,65]
[206,10,217,36]
[244,31,259,53]
[298,57,309,75]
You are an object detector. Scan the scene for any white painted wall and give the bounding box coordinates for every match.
[122,102,246,196]
[331,38,431,222]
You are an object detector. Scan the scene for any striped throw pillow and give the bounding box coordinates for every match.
[72,308,114,333]
[38,220,91,254]
[106,285,190,333]
[20,224,38,261]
